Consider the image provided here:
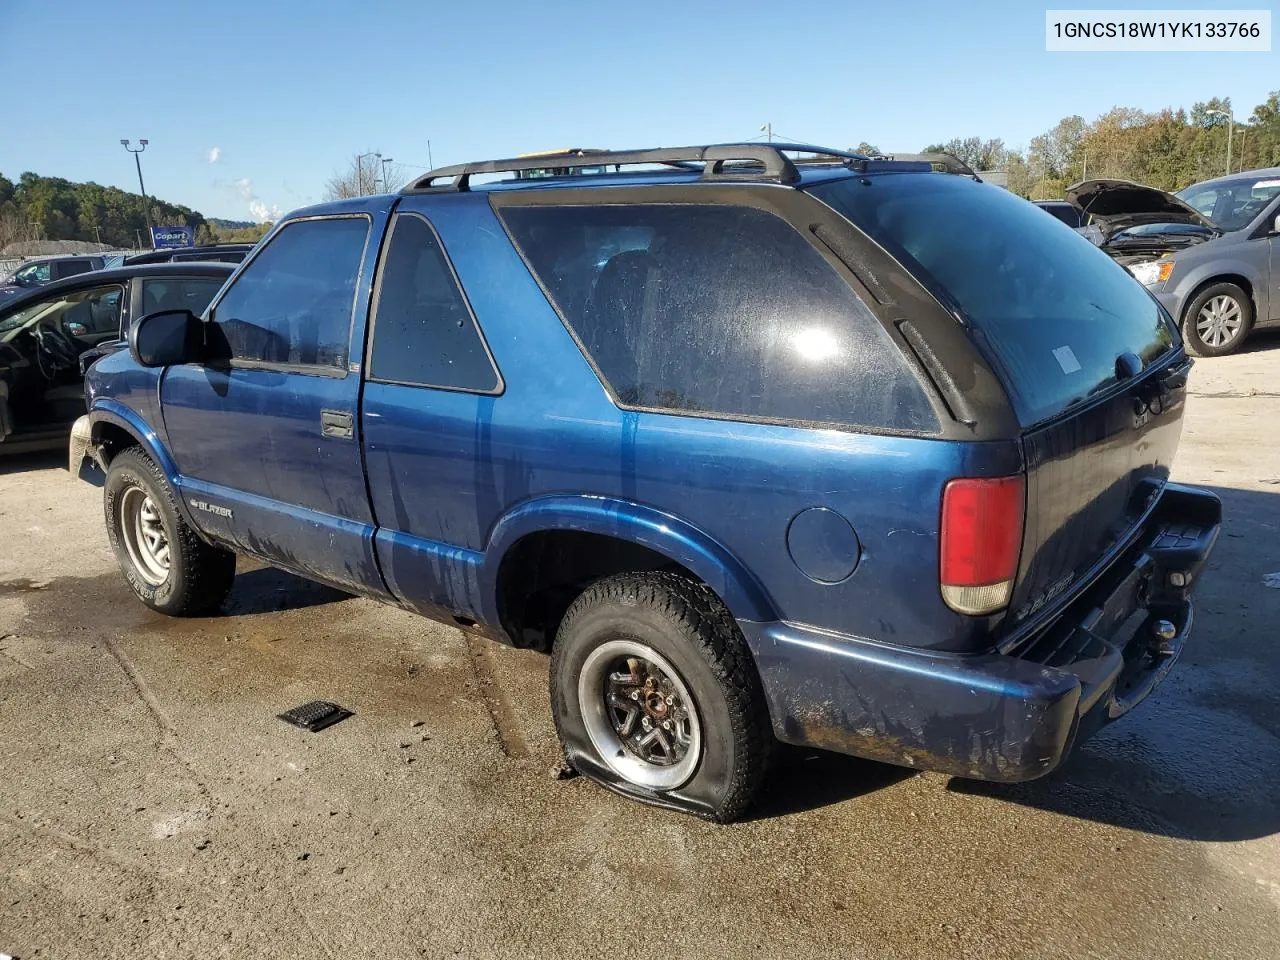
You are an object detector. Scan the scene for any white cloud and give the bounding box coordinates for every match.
[207,146,222,164]
[229,176,281,222]
[248,200,283,223]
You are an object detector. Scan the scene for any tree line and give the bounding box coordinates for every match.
[0,172,268,252]
[919,91,1280,198]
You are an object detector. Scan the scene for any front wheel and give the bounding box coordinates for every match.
[104,447,236,616]
[1183,282,1254,357]
[549,572,772,822]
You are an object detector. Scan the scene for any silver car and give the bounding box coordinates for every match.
[1068,169,1280,355]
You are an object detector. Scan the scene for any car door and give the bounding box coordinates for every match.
[159,210,393,597]
[359,206,505,619]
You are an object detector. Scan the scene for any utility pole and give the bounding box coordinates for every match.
[427,139,434,169]
[121,139,153,245]
[760,122,773,142]
[380,157,395,192]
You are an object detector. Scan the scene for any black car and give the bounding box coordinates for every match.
[1033,199,1090,229]
[0,256,106,304]
[123,244,253,266]
[0,261,232,453]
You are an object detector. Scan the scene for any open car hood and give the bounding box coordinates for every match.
[1065,179,1219,239]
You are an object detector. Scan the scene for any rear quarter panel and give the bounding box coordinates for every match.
[363,194,1021,652]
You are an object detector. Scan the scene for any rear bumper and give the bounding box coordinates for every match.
[741,483,1221,782]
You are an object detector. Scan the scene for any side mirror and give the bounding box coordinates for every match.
[1273,214,1280,235]
[128,309,202,367]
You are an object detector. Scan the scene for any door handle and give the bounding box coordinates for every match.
[320,409,354,440]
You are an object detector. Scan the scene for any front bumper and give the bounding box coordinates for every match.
[740,483,1221,783]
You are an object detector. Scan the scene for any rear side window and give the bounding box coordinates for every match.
[140,278,225,317]
[813,176,1176,426]
[58,260,95,278]
[209,217,369,370]
[500,203,935,431]
[368,213,500,392]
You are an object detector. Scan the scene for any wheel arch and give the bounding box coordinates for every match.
[1177,270,1259,326]
[87,402,198,529]
[485,496,776,649]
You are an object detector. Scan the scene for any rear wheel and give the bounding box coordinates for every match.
[1183,282,1254,357]
[105,447,236,616]
[549,572,772,822]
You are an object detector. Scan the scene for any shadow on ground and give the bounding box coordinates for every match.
[0,449,66,476]
[746,747,916,821]
[219,564,351,616]
[1236,327,1280,355]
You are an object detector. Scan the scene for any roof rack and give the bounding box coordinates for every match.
[401,143,874,193]
[870,152,979,178]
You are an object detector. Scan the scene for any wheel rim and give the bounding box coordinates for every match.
[577,639,702,790]
[1196,295,1243,348]
[120,486,171,586]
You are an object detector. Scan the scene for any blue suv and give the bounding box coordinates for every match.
[72,144,1220,821]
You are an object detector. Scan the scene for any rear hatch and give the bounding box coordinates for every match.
[811,172,1188,634]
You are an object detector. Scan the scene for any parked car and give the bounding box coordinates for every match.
[71,143,1219,822]
[0,256,105,304]
[1033,199,1089,229]
[1067,169,1280,355]
[0,262,231,454]
[123,243,253,266]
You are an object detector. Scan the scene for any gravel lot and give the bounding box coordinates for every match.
[2,335,1279,960]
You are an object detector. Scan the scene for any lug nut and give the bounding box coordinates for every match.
[662,720,671,730]
[665,696,674,705]
[630,690,640,700]
[1153,619,1177,641]
[1169,571,1188,587]
[641,717,651,729]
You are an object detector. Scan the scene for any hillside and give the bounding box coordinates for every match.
[0,173,266,250]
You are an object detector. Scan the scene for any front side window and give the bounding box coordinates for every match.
[209,217,369,370]
[367,213,500,392]
[14,263,50,285]
[1177,175,1280,232]
[0,283,123,337]
[140,278,225,319]
[499,202,934,431]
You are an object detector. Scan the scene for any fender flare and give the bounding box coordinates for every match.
[87,400,199,530]
[482,494,776,623]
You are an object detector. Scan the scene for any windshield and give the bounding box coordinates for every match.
[1177,175,1280,231]
[812,174,1176,426]
[0,299,60,334]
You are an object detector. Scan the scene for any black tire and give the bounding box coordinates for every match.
[104,447,236,616]
[1182,282,1254,357]
[549,571,772,822]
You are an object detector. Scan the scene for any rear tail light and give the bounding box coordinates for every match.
[940,475,1025,615]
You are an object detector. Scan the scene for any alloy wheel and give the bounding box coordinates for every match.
[1196,295,1243,348]
[577,639,702,790]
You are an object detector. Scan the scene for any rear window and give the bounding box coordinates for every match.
[499,202,935,432]
[813,175,1176,426]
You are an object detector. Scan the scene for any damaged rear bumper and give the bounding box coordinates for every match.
[740,483,1221,783]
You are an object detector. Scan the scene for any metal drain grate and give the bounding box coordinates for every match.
[277,700,352,732]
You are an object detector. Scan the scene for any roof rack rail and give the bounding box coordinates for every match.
[401,143,873,193]
[871,152,979,178]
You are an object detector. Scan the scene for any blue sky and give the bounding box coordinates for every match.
[4,0,1276,221]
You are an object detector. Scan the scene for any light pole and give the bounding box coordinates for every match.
[121,139,153,243]
[356,151,380,195]
[380,157,395,192]
[1206,108,1233,175]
